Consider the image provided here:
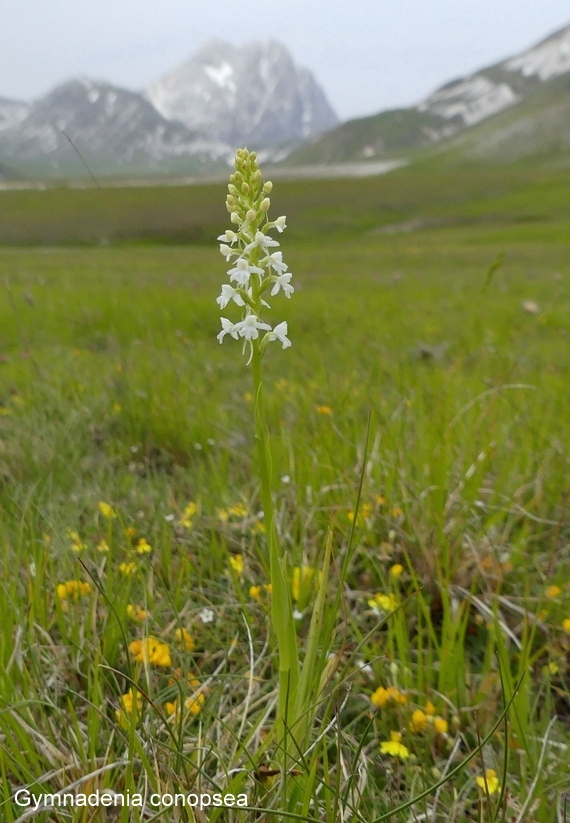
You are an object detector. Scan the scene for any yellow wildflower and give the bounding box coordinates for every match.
[97,539,110,553]
[562,618,570,633]
[368,592,398,612]
[425,700,436,716]
[546,585,562,599]
[98,501,116,519]
[165,691,205,720]
[374,494,386,506]
[66,529,85,553]
[292,565,319,601]
[390,564,404,578]
[371,686,408,709]
[229,502,248,518]
[119,562,137,576]
[125,526,137,541]
[316,405,333,415]
[476,769,500,795]
[56,580,91,601]
[129,637,171,667]
[391,506,403,517]
[229,554,244,576]
[380,731,410,760]
[409,709,428,733]
[180,501,197,528]
[115,688,142,728]
[347,503,373,524]
[175,627,195,652]
[217,508,229,522]
[542,661,559,675]
[126,604,148,621]
[250,583,272,601]
[135,538,152,554]
[184,690,205,716]
[433,716,448,735]
[252,519,266,533]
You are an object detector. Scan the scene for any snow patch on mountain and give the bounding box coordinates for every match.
[505,25,570,81]
[418,76,519,126]
[0,79,230,172]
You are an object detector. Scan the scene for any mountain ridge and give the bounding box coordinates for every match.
[0,40,338,179]
[287,21,570,166]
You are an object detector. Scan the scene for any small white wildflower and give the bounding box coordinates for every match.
[270,272,294,298]
[164,513,175,522]
[217,230,238,245]
[217,284,246,309]
[266,321,291,349]
[200,608,215,624]
[243,230,280,255]
[281,475,291,484]
[227,258,264,287]
[219,244,238,262]
[261,251,288,274]
[218,317,240,343]
[235,314,271,341]
[274,216,287,232]
[293,609,304,620]
[29,561,36,578]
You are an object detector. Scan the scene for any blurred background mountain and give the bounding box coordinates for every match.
[1,23,569,182]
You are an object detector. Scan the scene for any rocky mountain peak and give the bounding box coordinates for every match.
[145,39,339,146]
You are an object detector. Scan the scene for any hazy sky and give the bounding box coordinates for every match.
[3,1,570,120]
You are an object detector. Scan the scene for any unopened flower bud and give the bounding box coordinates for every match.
[260,198,270,212]
[226,194,236,207]
[253,169,262,182]
[228,184,238,196]
[263,182,273,195]
[230,212,240,224]
[245,209,257,223]
[242,182,250,194]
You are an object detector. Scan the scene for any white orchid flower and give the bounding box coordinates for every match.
[266,321,291,349]
[217,284,245,309]
[217,230,238,245]
[219,244,238,262]
[270,272,294,298]
[227,258,264,287]
[261,251,288,274]
[243,230,280,255]
[217,317,240,343]
[235,314,272,341]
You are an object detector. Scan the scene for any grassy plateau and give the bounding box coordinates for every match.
[0,161,570,822]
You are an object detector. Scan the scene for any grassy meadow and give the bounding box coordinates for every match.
[1,163,570,821]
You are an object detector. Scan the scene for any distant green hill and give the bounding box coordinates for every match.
[283,108,450,165]
[424,73,570,169]
[286,23,570,170]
